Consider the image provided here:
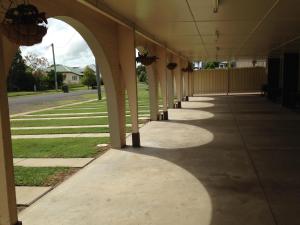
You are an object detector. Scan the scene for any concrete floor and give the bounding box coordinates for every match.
[19,95,300,225]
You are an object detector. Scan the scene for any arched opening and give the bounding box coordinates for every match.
[2,12,125,213]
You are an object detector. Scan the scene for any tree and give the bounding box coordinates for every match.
[47,70,63,89]
[81,66,97,89]
[24,53,49,72]
[136,65,148,83]
[24,53,50,91]
[7,48,35,91]
[204,61,219,69]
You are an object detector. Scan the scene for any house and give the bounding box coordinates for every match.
[47,64,83,84]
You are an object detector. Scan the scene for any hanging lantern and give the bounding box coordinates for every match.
[136,52,158,66]
[166,62,177,70]
[0,2,48,46]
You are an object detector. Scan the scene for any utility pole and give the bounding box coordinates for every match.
[95,61,102,100]
[51,43,58,91]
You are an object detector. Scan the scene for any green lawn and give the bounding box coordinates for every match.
[13,137,109,158]
[11,117,109,127]
[12,82,150,187]
[14,167,74,186]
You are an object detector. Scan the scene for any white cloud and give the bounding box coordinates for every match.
[20,18,95,68]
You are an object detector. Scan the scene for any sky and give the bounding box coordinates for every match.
[20,18,95,68]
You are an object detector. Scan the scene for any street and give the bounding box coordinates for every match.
[9,89,97,115]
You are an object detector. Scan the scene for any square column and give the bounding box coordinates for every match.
[156,47,168,120]
[267,57,281,102]
[118,26,140,147]
[0,39,19,225]
[282,53,299,108]
[174,57,183,108]
[146,65,159,121]
[167,61,175,109]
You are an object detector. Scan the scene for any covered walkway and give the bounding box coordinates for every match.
[19,95,299,225]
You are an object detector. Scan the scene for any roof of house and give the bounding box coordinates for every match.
[47,65,83,76]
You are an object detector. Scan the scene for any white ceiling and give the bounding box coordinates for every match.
[95,0,300,61]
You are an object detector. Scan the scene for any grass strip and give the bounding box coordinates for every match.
[14,167,75,186]
[13,137,109,158]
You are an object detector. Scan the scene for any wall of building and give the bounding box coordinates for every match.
[63,72,81,84]
[235,59,266,68]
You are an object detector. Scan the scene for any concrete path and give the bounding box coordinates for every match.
[11,124,142,130]
[17,110,150,117]
[12,133,111,139]
[20,95,300,225]
[56,105,150,111]
[16,186,52,206]
[11,114,150,121]
[14,158,94,167]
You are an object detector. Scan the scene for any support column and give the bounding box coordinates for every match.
[267,57,281,102]
[167,55,174,108]
[157,47,168,120]
[118,25,140,147]
[188,72,193,97]
[181,60,189,101]
[0,36,19,225]
[146,64,159,121]
[174,57,183,108]
[282,53,299,108]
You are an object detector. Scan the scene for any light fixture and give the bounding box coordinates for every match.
[213,0,219,13]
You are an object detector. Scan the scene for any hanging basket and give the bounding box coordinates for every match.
[0,3,48,46]
[166,62,177,70]
[136,52,158,66]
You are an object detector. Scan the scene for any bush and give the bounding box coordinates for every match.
[136,65,148,83]
[81,66,97,89]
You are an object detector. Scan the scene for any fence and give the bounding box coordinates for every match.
[193,67,267,95]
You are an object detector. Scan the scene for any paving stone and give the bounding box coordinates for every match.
[16,186,52,206]
[11,114,150,121]
[12,133,111,139]
[14,158,94,167]
[11,124,142,130]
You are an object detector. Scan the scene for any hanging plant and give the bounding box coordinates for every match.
[181,62,194,73]
[136,52,158,66]
[0,2,48,46]
[166,62,177,70]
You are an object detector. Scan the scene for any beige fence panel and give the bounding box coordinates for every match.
[193,69,228,94]
[193,67,267,94]
[229,67,267,93]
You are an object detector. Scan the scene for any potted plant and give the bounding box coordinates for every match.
[166,62,177,70]
[136,51,158,66]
